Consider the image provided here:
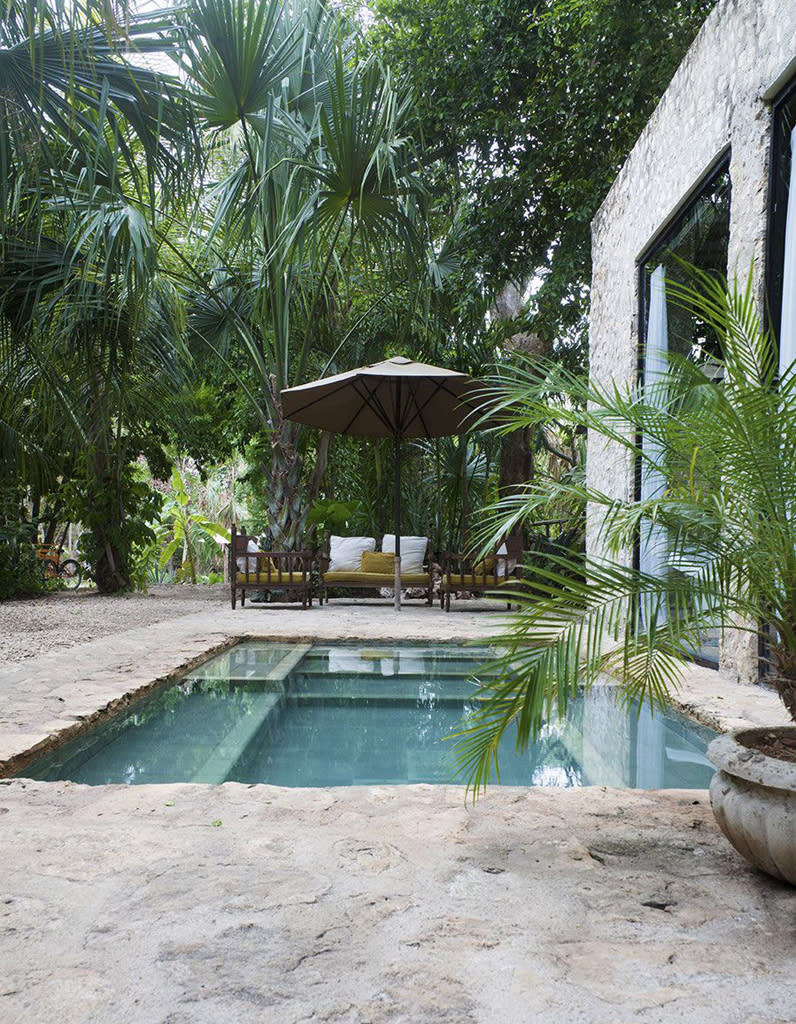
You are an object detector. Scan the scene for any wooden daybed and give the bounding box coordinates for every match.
[318,534,433,605]
[439,551,516,611]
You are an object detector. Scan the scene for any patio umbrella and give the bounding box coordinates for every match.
[281,356,487,609]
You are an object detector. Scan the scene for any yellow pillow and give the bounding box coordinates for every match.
[361,550,396,573]
[473,556,496,575]
[244,556,278,575]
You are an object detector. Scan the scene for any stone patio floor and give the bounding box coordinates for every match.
[1,591,795,1023]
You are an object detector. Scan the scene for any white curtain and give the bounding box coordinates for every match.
[780,126,796,377]
[639,264,669,603]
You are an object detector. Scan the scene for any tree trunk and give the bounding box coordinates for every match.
[307,431,332,513]
[85,442,132,594]
[493,280,553,552]
[266,418,304,549]
[264,399,332,550]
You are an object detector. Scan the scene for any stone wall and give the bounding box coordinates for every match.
[588,0,796,680]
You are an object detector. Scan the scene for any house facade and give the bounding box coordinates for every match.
[588,0,796,680]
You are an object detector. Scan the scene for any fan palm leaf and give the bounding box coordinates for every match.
[0,1,196,209]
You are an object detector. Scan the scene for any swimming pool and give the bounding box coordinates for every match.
[20,641,717,788]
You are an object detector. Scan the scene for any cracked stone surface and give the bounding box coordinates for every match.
[1,586,795,1021]
[1,782,796,1024]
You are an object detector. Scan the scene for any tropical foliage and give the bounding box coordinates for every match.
[0,485,40,598]
[156,468,230,584]
[0,0,720,598]
[0,0,196,591]
[457,270,796,793]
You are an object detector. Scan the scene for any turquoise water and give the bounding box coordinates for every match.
[20,642,717,788]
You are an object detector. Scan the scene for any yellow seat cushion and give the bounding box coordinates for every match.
[236,571,308,585]
[442,574,509,587]
[443,573,499,587]
[323,571,430,586]
[473,556,496,574]
[361,550,395,573]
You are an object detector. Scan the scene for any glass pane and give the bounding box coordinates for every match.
[768,87,796,338]
[643,166,730,363]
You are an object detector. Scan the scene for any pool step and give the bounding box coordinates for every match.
[187,648,314,783]
[294,668,486,682]
[184,644,312,689]
[262,644,312,682]
[288,693,475,707]
[290,670,485,689]
[189,691,284,784]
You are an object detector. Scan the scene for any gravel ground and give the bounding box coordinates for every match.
[0,584,228,664]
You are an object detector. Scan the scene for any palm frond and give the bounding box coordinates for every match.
[459,267,796,792]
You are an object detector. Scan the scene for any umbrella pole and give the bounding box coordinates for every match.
[461,435,469,552]
[393,429,402,611]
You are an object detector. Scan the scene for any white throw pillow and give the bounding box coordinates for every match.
[381,534,427,574]
[236,538,262,573]
[328,535,376,572]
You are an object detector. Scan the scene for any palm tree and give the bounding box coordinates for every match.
[0,0,194,213]
[457,268,796,792]
[0,0,198,591]
[178,0,425,547]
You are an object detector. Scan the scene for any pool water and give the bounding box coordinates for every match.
[20,641,717,788]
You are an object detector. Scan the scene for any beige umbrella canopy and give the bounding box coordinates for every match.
[281,356,487,609]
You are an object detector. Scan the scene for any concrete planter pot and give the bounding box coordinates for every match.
[707,728,796,885]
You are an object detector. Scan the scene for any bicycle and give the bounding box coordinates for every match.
[37,544,83,589]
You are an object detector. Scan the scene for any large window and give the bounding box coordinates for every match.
[768,81,796,371]
[636,159,731,667]
[760,81,796,674]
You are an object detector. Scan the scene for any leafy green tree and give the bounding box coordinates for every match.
[367,0,715,352]
[457,269,796,792]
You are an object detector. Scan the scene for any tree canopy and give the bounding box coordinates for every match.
[366,0,716,353]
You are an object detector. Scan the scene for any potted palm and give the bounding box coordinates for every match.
[458,268,796,884]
